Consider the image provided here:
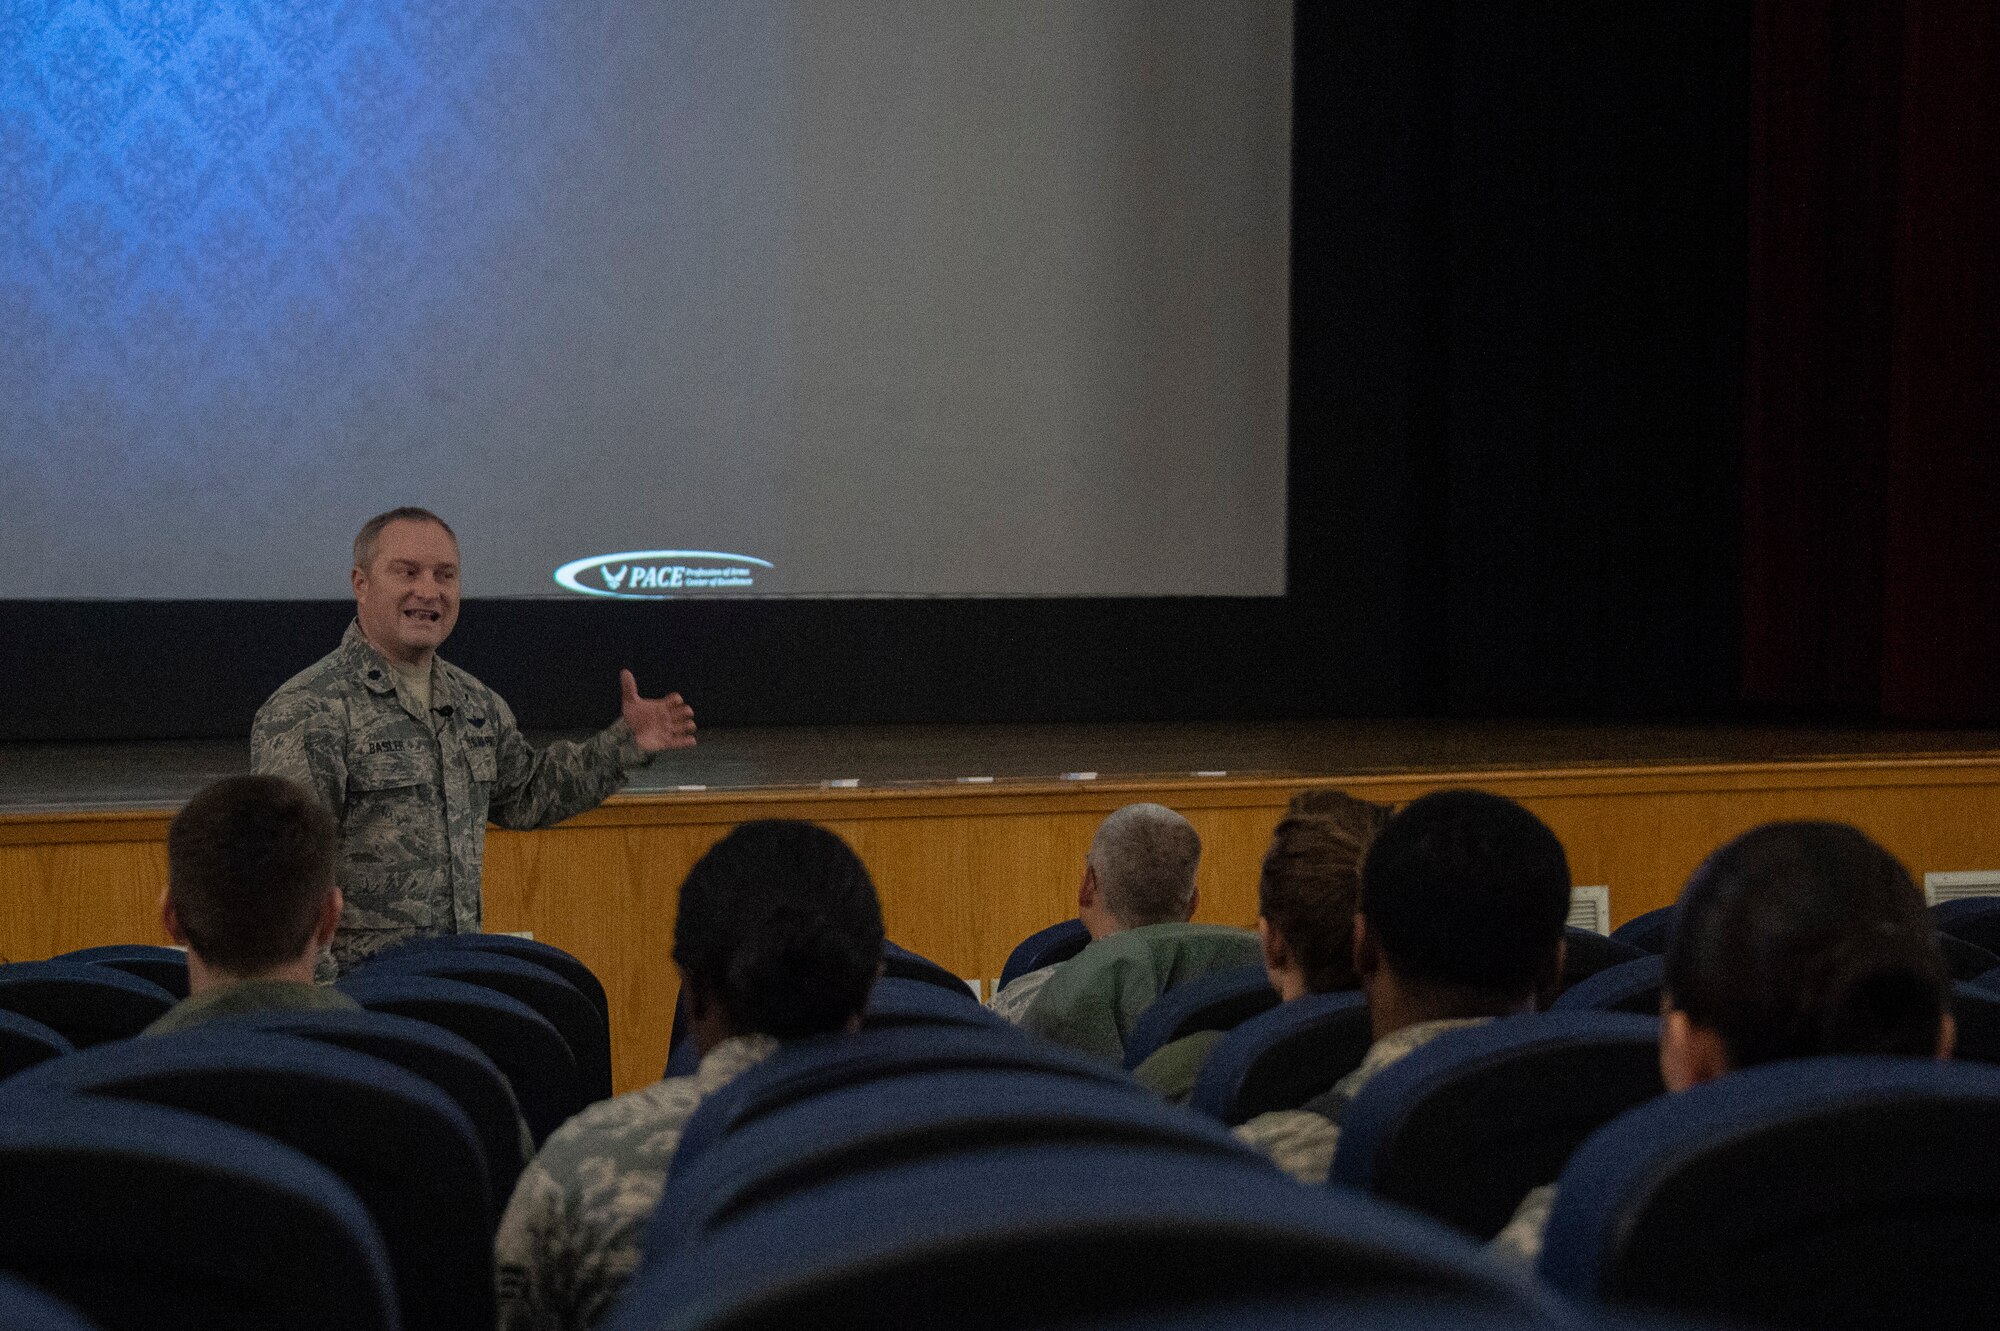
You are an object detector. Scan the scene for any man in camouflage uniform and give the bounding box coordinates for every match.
[495,1032,776,1331]
[496,819,884,1331]
[252,507,697,976]
[1235,1014,1495,1184]
[1234,789,1571,1183]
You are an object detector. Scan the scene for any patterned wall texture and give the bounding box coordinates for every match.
[0,0,704,596]
[1,1,1291,600]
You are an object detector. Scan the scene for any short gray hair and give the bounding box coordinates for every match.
[1089,803,1202,928]
[353,507,456,571]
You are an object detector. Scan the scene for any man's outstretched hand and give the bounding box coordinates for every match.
[620,669,697,753]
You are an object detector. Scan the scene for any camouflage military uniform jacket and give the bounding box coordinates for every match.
[252,621,652,974]
[1234,1017,1491,1184]
[495,1034,778,1331]
[988,963,1058,1023]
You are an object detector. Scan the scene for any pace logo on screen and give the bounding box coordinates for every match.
[553,551,774,598]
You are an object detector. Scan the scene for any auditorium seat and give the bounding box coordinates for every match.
[605,1141,1557,1331]
[882,940,975,995]
[1551,928,1647,1002]
[336,971,586,1144]
[224,1006,532,1222]
[0,1009,73,1082]
[356,946,612,1101]
[665,974,1006,1078]
[1933,896,2000,955]
[0,1094,397,1331]
[5,1028,494,1331]
[999,918,1091,990]
[1330,1012,1664,1239]
[0,961,177,1047]
[0,1273,104,1331]
[1548,954,1664,1016]
[1552,926,1992,1000]
[56,944,191,999]
[1949,981,2000,1066]
[663,989,700,1078]
[863,976,1007,1030]
[1032,1295,1704,1327]
[649,1064,1264,1256]
[388,931,610,1027]
[1539,1055,2000,1330]
[1938,932,2000,982]
[1187,991,1373,1126]
[1030,1297,1684,1331]
[1121,964,1279,1071]
[1608,905,1676,954]
[669,1024,1143,1180]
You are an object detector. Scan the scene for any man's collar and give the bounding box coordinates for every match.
[338,621,396,696]
[338,620,451,703]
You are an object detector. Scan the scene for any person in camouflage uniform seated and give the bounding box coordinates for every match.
[1490,820,1957,1267]
[495,820,886,1331]
[251,507,697,976]
[1236,789,1572,1183]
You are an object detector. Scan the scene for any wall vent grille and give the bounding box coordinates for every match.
[1569,885,1611,935]
[1925,872,2000,907]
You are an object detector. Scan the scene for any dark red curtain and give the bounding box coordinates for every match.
[1744,0,2000,723]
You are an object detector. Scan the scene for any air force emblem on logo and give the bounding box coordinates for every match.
[552,550,773,598]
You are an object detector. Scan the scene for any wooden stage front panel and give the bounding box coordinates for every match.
[7,739,2000,1094]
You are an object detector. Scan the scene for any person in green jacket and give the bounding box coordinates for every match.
[992,803,1264,1060]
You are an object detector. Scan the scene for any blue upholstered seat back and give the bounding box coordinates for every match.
[0,1092,398,1331]
[1331,1011,1664,1238]
[0,961,176,1047]
[611,1139,1560,1331]
[1188,990,1372,1126]
[337,971,583,1145]
[1122,964,1279,1071]
[1541,1055,2000,1330]
[6,1027,493,1331]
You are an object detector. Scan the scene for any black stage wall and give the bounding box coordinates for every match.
[2,2,1753,741]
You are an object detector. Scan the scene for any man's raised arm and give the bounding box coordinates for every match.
[485,673,694,831]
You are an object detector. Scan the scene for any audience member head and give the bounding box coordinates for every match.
[672,820,886,1052]
[1257,789,1395,1000]
[1355,789,1570,1036]
[162,775,342,989]
[1660,820,1952,1091]
[1078,803,1203,937]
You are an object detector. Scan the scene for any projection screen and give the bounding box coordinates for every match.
[0,0,1292,599]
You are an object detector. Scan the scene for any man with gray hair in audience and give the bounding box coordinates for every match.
[991,803,1261,1060]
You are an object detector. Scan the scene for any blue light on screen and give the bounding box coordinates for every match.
[0,0,542,587]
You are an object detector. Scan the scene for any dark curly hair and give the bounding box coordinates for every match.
[1359,789,1571,996]
[1665,821,1947,1068]
[672,820,885,1040]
